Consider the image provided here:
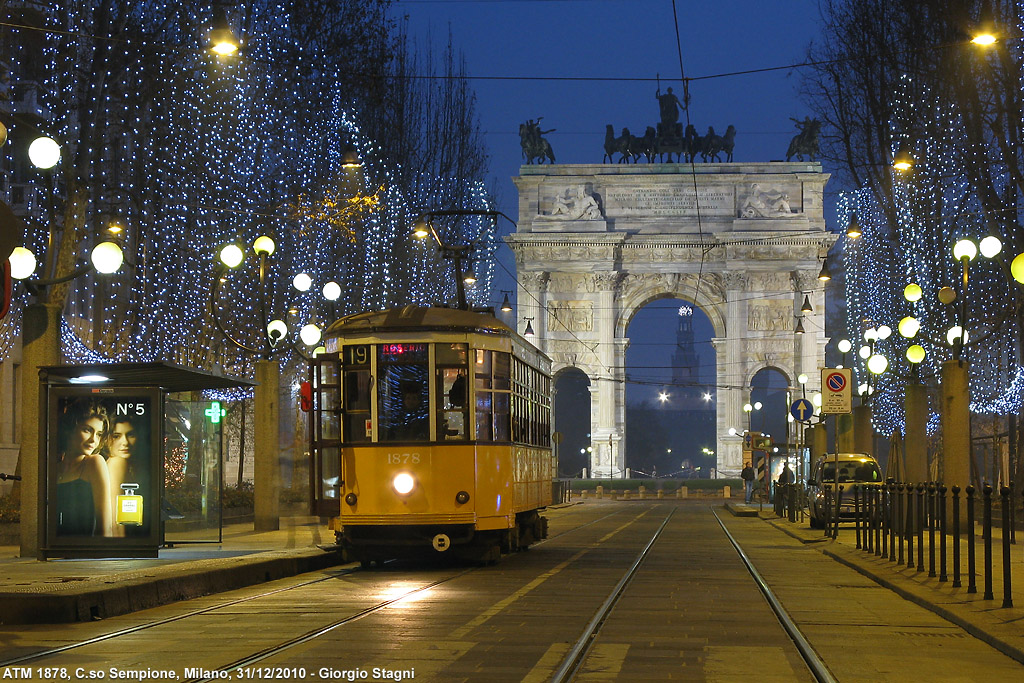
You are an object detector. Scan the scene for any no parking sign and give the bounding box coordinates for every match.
[821,368,852,414]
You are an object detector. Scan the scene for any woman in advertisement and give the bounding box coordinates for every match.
[56,399,113,536]
[105,411,147,537]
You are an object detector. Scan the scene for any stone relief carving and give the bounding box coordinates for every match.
[620,245,707,263]
[519,271,549,290]
[593,272,622,289]
[728,244,816,261]
[547,273,597,294]
[616,272,724,305]
[722,272,748,290]
[547,340,600,368]
[544,185,603,220]
[790,270,818,292]
[737,183,800,218]
[547,300,594,332]
[745,339,793,355]
[515,244,618,264]
[748,272,791,293]
[747,299,795,331]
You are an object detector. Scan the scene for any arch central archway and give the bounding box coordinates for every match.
[508,163,834,477]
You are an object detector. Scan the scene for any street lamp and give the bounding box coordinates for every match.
[210,234,332,532]
[9,137,126,292]
[412,209,514,311]
[8,135,126,557]
[209,6,240,56]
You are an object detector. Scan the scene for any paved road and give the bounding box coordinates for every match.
[2,500,1021,681]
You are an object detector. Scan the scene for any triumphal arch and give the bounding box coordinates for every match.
[506,163,835,477]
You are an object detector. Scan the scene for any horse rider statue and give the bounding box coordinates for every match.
[786,116,820,162]
[521,118,556,164]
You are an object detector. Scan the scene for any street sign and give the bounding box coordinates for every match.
[821,368,852,414]
[790,397,814,422]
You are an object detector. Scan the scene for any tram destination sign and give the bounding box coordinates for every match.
[820,368,852,414]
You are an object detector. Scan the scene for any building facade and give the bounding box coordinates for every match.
[508,162,835,477]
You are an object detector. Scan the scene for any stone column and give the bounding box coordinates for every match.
[254,359,280,531]
[904,382,929,483]
[836,412,854,452]
[853,404,873,455]
[19,302,61,558]
[941,360,971,489]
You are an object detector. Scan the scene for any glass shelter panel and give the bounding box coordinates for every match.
[163,396,223,543]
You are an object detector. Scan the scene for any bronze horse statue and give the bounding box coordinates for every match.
[701,125,737,162]
[786,119,820,161]
[520,121,555,164]
[604,125,633,163]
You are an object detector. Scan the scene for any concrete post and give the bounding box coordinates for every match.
[19,303,61,558]
[254,359,280,531]
[941,360,971,489]
[853,404,873,455]
[836,412,854,452]
[905,382,929,483]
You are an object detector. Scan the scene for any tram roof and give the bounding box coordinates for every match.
[325,306,514,337]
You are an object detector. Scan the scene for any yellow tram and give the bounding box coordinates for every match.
[308,305,554,564]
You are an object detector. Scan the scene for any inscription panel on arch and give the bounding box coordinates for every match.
[602,185,734,217]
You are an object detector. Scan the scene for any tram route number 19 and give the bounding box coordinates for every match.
[387,452,421,464]
[343,344,369,366]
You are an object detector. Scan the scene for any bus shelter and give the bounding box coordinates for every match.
[37,362,254,559]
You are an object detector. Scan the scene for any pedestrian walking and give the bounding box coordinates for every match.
[741,461,755,503]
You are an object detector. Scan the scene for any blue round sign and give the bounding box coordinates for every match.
[790,398,814,422]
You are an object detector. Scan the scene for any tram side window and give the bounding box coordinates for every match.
[475,349,492,441]
[378,343,430,442]
[494,352,511,441]
[341,345,371,442]
[436,343,468,440]
[474,350,512,442]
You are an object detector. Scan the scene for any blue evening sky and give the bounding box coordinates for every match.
[392,0,828,414]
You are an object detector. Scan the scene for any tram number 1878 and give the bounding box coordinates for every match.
[387,452,421,465]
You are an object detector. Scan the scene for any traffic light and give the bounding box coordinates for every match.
[299,381,312,412]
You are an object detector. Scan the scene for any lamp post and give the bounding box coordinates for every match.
[412,209,514,311]
[9,136,126,558]
[211,234,326,532]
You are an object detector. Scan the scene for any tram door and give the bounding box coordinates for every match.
[310,353,342,517]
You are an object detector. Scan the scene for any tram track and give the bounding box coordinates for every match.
[0,504,627,673]
[547,505,836,683]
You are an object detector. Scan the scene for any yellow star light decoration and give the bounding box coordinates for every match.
[288,185,381,241]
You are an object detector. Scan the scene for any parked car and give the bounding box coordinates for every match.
[806,453,882,529]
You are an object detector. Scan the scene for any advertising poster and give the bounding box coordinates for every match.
[48,387,160,550]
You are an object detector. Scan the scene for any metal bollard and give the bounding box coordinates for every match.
[928,483,937,578]
[939,485,947,583]
[967,485,977,594]
[906,484,915,569]
[1002,486,1013,608]
[897,483,905,566]
[921,483,929,573]
[982,484,994,600]
[789,484,798,523]
[887,483,896,561]
[855,485,862,550]
[823,486,832,537]
[875,486,882,557]
[833,486,844,540]
[952,485,961,588]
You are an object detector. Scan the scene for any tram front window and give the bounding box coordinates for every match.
[378,348,430,441]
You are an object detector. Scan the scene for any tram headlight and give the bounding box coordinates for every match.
[455,490,470,505]
[344,493,357,506]
[392,472,416,495]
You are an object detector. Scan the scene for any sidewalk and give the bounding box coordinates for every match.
[0,516,343,625]
[729,502,1024,666]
